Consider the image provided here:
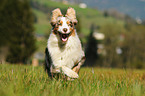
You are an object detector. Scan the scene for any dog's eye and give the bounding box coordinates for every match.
[58,22,62,25]
[57,20,62,26]
[69,21,73,27]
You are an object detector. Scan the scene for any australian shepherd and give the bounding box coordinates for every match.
[45,7,85,80]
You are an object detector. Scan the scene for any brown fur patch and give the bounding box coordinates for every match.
[59,20,63,26]
[67,21,70,25]
[72,66,80,73]
[74,60,79,66]
[82,56,86,60]
[71,28,75,36]
[53,27,58,34]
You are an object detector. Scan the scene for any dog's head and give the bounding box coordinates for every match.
[50,7,78,43]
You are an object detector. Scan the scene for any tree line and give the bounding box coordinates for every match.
[84,23,145,69]
[0,0,36,64]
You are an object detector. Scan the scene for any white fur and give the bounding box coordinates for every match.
[47,30,84,78]
[57,17,70,34]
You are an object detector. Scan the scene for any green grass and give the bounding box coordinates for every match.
[0,64,145,96]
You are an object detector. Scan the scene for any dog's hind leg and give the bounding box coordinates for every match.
[66,56,85,80]
[72,56,86,74]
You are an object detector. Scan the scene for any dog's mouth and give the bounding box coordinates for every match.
[58,32,71,42]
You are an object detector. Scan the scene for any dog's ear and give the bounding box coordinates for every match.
[51,8,62,27]
[66,7,78,25]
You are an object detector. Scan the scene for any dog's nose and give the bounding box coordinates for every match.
[63,28,68,32]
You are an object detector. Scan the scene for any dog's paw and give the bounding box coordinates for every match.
[67,77,75,81]
[66,70,79,78]
[61,66,79,78]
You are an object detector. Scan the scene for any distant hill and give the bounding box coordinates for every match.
[31,0,125,37]
[82,0,145,20]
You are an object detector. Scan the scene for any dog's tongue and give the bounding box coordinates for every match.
[62,38,68,42]
[61,34,68,42]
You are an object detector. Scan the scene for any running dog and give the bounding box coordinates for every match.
[45,7,85,79]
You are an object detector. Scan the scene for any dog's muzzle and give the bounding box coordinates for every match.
[58,32,71,42]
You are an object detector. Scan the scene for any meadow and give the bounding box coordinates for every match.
[0,64,145,96]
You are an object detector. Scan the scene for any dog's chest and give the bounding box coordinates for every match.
[47,33,84,68]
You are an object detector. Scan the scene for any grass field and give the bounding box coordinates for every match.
[0,64,145,96]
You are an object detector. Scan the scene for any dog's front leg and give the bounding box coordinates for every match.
[61,66,79,78]
[51,65,79,78]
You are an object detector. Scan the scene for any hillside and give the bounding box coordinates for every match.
[31,0,125,39]
[82,0,145,20]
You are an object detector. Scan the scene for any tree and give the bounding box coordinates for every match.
[84,24,98,66]
[122,24,145,68]
[0,0,36,64]
[100,24,126,68]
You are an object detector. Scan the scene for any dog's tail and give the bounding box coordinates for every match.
[61,66,79,78]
